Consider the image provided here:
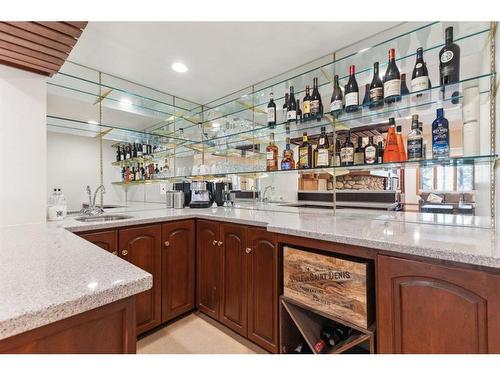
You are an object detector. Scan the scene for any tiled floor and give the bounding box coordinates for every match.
[137,312,267,354]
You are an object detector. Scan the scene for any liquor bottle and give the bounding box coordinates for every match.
[354,136,365,165]
[281,137,295,170]
[293,342,312,354]
[364,136,378,164]
[313,338,326,353]
[432,106,450,158]
[330,75,344,116]
[131,166,136,181]
[340,131,354,166]
[377,141,384,163]
[407,114,424,160]
[310,77,322,121]
[298,132,313,169]
[396,125,407,161]
[383,118,400,162]
[362,84,370,106]
[266,133,279,171]
[419,121,427,158]
[119,146,125,161]
[125,144,131,159]
[296,99,302,124]
[121,167,126,182]
[132,143,138,158]
[439,26,460,86]
[303,85,312,121]
[333,137,341,166]
[315,127,330,167]
[320,323,352,348]
[411,47,430,96]
[383,48,401,104]
[116,147,121,162]
[369,62,384,109]
[282,93,289,121]
[267,92,276,128]
[287,87,297,123]
[137,143,143,157]
[137,163,142,180]
[400,73,410,96]
[345,65,359,113]
[125,166,130,182]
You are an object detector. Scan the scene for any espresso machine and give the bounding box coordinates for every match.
[189,181,213,208]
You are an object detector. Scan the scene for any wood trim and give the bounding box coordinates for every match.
[0,21,87,76]
[0,297,136,354]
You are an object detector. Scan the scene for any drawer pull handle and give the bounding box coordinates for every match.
[212,240,218,245]
[164,241,170,247]
[121,249,128,256]
[245,247,252,254]
[218,241,223,247]
[112,250,118,256]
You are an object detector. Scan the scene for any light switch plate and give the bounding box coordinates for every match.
[160,184,167,195]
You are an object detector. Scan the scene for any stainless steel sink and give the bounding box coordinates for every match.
[74,214,133,222]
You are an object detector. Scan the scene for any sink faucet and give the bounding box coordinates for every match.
[80,185,106,216]
[261,185,275,203]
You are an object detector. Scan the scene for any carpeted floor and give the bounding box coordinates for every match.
[137,311,267,354]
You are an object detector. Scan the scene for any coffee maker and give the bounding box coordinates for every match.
[189,181,213,208]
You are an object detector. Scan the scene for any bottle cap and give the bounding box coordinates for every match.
[389,117,395,125]
[349,65,355,75]
[389,48,396,59]
[445,26,453,42]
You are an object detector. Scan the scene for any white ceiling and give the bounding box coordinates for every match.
[67,22,400,105]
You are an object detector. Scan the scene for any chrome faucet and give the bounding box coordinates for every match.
[261,185,275,203]
[80,185,106,216]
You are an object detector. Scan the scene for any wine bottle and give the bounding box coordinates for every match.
[267,92,276,128]
[354,136,365,165]
[411,48,429,97]
[400,73,410,97]
[315,126,330,167]
[116,147,121,162]
[334,137,341,166]
[303,85,311,121]
[310,77,322,121]
[369,62,384,109]
[407,114,424,161]
[364,136,378,164]
[383,48,401,104]
[340,131,354,166]
[345,65,359,113]
[377,141,384,163]
[362,83,370,106]
[132,143,138,158]
[439,26,460,86]
[298,132,312,169]
[330,75,343,116]
[296,99,302,124]
[287,87,297,123]
[432,105,450,158]
[282,93,289,121]
[137,143,143,157]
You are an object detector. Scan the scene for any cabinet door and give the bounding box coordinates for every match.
[119,224,161,335]
[377,255,500,353]
[219,223,248,336]
[247,228,279,353]
[196,220,221,320]
[79,230,118,255]
[161,220,195,323]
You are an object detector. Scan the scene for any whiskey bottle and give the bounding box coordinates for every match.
[298,132,312,169]
[281,137,295,170]
[266,133,279,171]
[303,85,312,121]
[364,136,378,164]
[340,131,354,166]
[407,114,424,160]
[315,127,330,167]
[354,136,365,165]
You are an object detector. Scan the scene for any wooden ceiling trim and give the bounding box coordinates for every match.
[0,21,87,76]
[0,24,72,53]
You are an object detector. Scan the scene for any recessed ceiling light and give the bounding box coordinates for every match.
[171,62,188,73]
[87,120,98,125]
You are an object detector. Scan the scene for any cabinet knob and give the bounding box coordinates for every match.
[245,247,252,254]
[112,250,118,256]
[218,241,223,247]
[212,240,218,245]
[164,241,170,247]
[121,249,128,256]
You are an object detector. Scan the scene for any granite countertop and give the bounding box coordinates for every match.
[1,200,499,341]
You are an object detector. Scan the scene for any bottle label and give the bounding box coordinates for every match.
[266,151,274,160]
[411,76,429,92]
[299,148,310,167]
[441,50,454,63]
[267,108,275,122]
[319,137,325,146]
[330,99,343,112]
[340,147,354,163]
[303,100,311,114]
[369,87,383,101]
[310,100,320,114]
[317,149,329,166]
[345,92,358,107]
[384,79,401,98]
[432,123,450,156]
[415,62,423,69]
[354,152,364,165]
[281,161,291,170]
[407,139,423,159]
[287,110,296,121]
[365,147,376,164]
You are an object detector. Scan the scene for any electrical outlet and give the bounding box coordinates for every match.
[160,184,167,195]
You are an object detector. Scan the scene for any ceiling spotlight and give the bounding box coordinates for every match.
[171,62,188,73]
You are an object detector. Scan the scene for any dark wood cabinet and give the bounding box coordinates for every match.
[79,230,118,255]
[247,227,278,353]
[119,224,162,335]
[196,220,221,320]
[161,220,195,323]
[219,223,248,336]
[377,255,500,353]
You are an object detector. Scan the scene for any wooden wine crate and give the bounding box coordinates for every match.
[283,246,374,329]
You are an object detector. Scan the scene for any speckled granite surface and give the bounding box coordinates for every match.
[1,201,499,341]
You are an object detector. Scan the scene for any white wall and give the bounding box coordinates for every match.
[0,65,47,226]
[47,132,123,212]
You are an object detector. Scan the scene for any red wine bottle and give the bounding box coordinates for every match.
[267,92,276,128]
[411,47,429,96]
[303,85,311,122]
[345,65,359,113]
[383,48,401,104]
[296,99,302,124]
[287,86,297,123]
[369,61,384,109]
[310,77,322,121]
[330,74,343,116]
